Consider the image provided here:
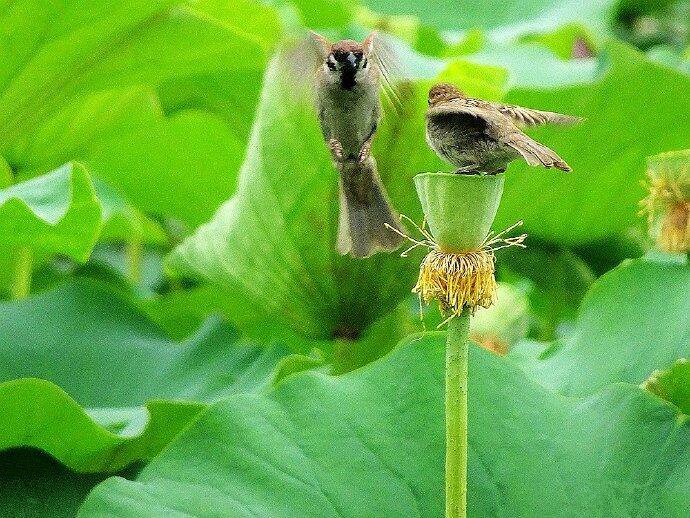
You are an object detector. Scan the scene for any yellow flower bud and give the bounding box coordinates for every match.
[641,150,690,253]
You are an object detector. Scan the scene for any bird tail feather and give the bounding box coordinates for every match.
[336,157,405,258]
[505,132,571,172]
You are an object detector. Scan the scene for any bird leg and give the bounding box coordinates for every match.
[358,120,378,163]
[328,138,344,161]
[358,138,373,163]
[453,165,481,175]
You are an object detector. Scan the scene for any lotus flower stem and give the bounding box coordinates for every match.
[408,171,524,518]
[10,246,32,300]
[126,239,143,284]
[445,311,470,518]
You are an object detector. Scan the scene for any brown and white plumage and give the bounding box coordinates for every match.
[293,31,406,257]
[425,83,581,174]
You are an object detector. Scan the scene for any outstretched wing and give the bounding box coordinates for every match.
[490,102,583,127]
[428,99,572,171]
[278,31,330,104]
[426,98,509,130]
[366,32,412,117]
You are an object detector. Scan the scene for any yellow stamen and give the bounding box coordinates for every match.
[388,217,527,326]
[658,201,690,252]
[415,248,497,325]
[640,151,690,253]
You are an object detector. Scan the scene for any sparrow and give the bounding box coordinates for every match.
[425,83,581,174]
[308,31,405,258]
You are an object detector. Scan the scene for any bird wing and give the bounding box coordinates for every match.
[426,98,510,133]
[366,32,413,117]
[428,99,572,172]
[277,32,328,106]
[489,102,583,127]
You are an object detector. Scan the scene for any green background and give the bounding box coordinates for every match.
[0,0,688,516]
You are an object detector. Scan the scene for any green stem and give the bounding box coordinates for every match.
[126,239,143,284]
[446,311,470,518]
[10,246,32,300]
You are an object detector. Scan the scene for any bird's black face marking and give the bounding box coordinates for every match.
[328,50,364,90]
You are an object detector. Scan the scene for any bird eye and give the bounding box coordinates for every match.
[326,55,337,71]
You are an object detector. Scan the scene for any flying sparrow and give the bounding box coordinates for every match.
[425,83,581,174]
[307,31,405,258]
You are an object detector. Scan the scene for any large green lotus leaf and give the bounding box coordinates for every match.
[0,0,269,155]
[140,281,426,377]
[8,86,169,245]
[152,0,281,140]
[138,282,440,392]
[0,449,138,518]
[510,255,690,396]
[189,0,281,53]
[0,163,101,262]
[487,40,690,244]
[139,281,300,344]
[0,0,175,162]
[360,0,621,34]
[16,84,243,229]
[0,1,276,228]
[0,279,291,472]
[85,110,244,228]
[0,163,165,299]
[0,380,203,473]
[80,333,690,517]
[14,86,162,173]
[167,55,506,339]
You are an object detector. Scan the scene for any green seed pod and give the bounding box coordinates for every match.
[414,172,505,252]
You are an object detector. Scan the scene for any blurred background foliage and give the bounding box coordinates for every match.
[0,0,688,515]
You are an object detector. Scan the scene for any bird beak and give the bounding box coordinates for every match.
[345,52,357,70]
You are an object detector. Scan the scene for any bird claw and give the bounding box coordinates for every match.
[328,139,344,161]
[454,165,480,175]
[358,141,372,163]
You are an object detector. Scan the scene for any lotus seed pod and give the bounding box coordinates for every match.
[410,172,520,319]
[641,150,690,253]
[414,173,505,253]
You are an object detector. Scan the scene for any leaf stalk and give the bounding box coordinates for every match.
[10,246,32,300]
[445,312,470,518]
[126,239,143,284]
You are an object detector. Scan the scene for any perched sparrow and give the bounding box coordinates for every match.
[425,83,581,174]
[308,31,405,258]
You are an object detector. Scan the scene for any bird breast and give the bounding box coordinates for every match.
[319,82,379,160]
[426,113,506,169]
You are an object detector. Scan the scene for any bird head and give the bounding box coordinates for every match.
[428,83,466,107]
[310,32,376,91]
